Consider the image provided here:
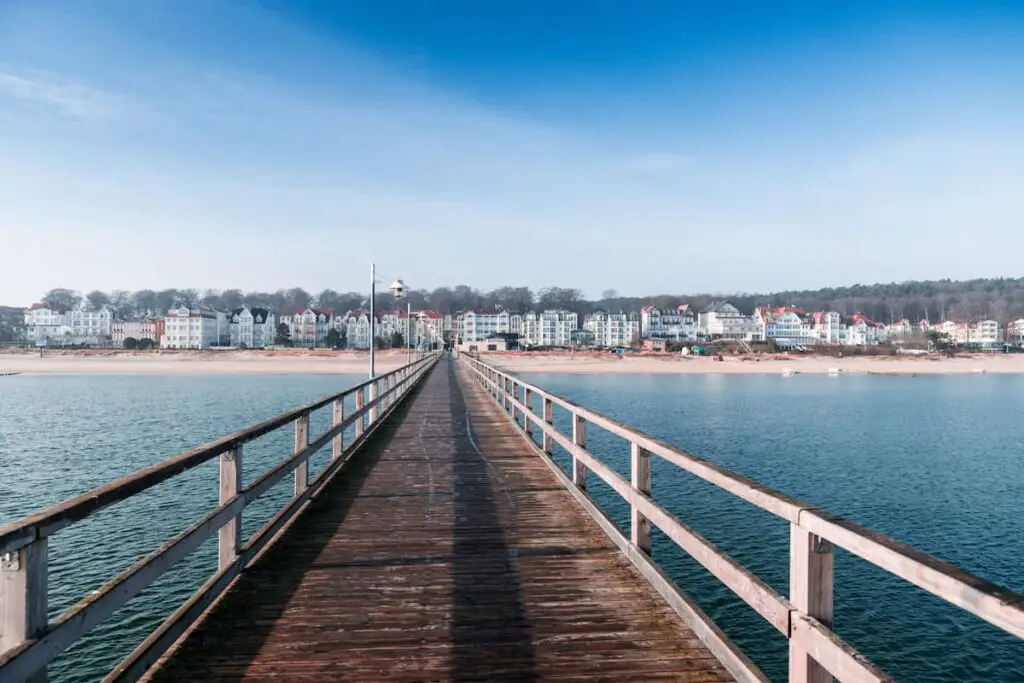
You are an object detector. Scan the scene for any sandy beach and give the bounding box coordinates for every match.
[0,349,412,375]
[2,348,1023,376]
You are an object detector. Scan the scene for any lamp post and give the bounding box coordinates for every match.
[368,264,409,378]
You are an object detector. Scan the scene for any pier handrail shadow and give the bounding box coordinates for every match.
[462,353,1024,683]
[0,352,440,683]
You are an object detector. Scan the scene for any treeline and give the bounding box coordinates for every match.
[30,277,1024,324]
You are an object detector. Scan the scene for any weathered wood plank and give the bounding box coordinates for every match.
[631,442,652,555]
[294,414,310,495]
[0,541,47,683]
[218,446,243,571]
[788,525,834,683]
[147,356,735,682]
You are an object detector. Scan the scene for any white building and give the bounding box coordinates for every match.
[161,306,223,349]
[112,320,163,347]
[521,310,578,347]
[281,307,333,346]
[1007,319,1024,348]
[640,305,698,341]
[341,309,375,349]
[23,304,71,344]
[69,304,114,344]
[229,307,276,348]
[844,314,885,346]
[698,302,762,341]
[413,310,444,349]
[583,311,641,348]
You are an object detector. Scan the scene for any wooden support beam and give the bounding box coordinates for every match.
[1,540,48,683]
[523,388,533,437]
[572,413,587,490]
[789,524,834,683]
[542,397,554,454]
[218,446,242,571]
[294,414,309,495]
[630,442,652,555]
[355,388,365,439]
[332,399,344,460]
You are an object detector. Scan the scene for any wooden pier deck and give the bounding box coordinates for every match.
[148,358,733,682]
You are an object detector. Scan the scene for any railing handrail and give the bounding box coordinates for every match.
[461,353,1024,683]
[0,355,431,556]
[0,352,440,683]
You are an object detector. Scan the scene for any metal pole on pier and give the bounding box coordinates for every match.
[369,262,375,378]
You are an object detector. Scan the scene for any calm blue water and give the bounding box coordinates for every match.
[0,374,365,683]
[520,373,1024,682]
[1,372,1022,682]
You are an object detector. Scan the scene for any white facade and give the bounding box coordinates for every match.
[69,305,114,343]
[583,312,641,347]
[414,311,444,349]
[699,302,762,341]
[934,319,1002,346]
[1007,319,1024,348]
[641,305,698,341]
[281,307,333,346]
[112,320,161,346]
[23,305,72,344]
[161,307,222,349]
[342,310,374,349]
[229,307,276,348]
[521,310,578,347]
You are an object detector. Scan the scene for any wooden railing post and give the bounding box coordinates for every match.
[1,540,48,683]
[524,388,533,436]
[789,525,834,683]
[332,398,344,460]
[218,445,243,570]
[511,380,518,423]
[294,413,309,495]
[369,381,378,424]
[543,397,553,454]
[630,442,652,555]
[355,387,365,439]
[572,413,587,489]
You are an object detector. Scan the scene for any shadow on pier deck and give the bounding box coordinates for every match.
[149,358,732,682]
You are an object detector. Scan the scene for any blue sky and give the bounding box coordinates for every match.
[2,1,1023,304]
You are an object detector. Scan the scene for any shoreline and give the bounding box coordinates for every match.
[0,350,410,376]
[3,349,1024,376]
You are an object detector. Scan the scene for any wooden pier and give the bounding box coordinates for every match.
[1,352,1022,682]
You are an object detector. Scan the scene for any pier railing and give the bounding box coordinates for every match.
[0,352,438,683]
[462,354,1024,683]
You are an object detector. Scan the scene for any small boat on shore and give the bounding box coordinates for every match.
[782,367,797,377]
[0,371,21,377]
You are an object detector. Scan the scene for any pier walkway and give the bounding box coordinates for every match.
[148,357,731,682]
[2,352,1022,683]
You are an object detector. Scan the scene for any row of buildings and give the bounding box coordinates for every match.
[11,300,1020,350]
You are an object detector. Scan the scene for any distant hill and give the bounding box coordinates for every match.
[598,277,1024,324]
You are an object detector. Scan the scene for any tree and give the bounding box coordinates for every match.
[285,287,311,313]
[138,338,155,350]
[325,328,343,349]
[221,289,245,311]
[391,331,404,349]
[132,289,159,317]
[178,289,200,308]
[156,289,179,315]
[86,290,109,310]
[200,289,225,311]
[43,288,80,311]
[601,289,618,301]
[275,322,292,346]
[123,337,139,349]
[108,290,133,318]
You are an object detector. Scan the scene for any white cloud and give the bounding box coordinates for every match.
[0,68,124,120]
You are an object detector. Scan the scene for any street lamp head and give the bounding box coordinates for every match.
[389,279,408,299]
